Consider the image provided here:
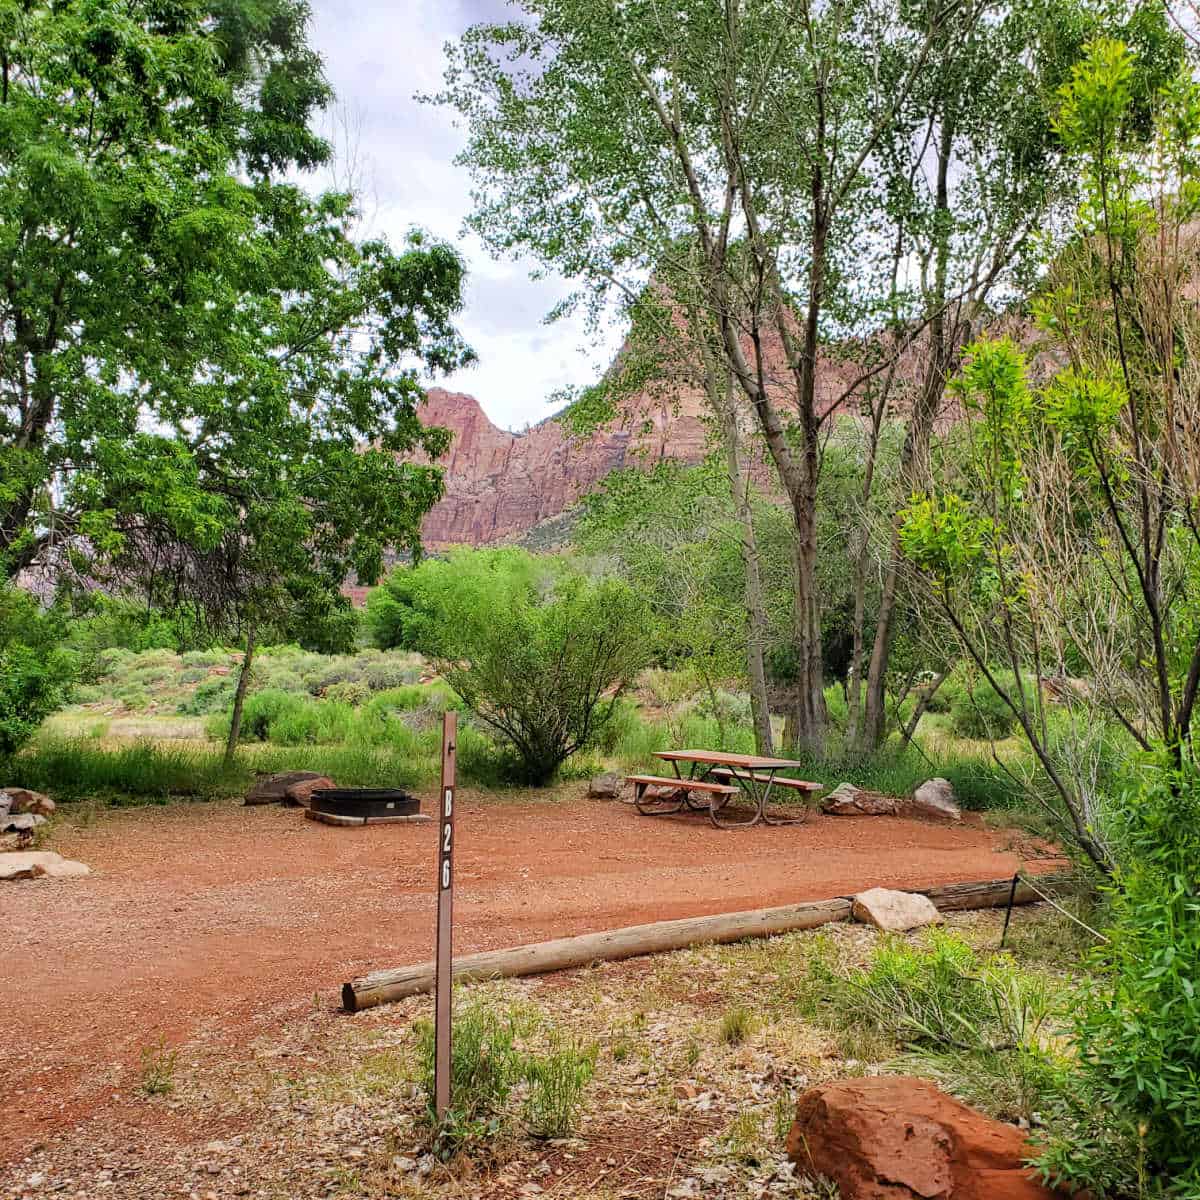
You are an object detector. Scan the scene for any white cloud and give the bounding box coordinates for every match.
[307,1,624,431]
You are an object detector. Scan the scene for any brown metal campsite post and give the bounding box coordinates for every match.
[434,710,457,1121]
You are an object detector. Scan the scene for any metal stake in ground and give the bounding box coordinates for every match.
[434,710,457,1121]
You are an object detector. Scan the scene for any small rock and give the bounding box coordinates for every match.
[907,778,961,822]
[283,776,334,808]
[1,812,47,833]
[673,1082,698,1100]
[821,782,899,816]
[852,887,943,932]
[39,859,90,880]
[391,1156,416,1173]
[587,772,623,800]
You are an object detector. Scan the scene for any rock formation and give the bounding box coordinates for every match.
[415,387,711,548]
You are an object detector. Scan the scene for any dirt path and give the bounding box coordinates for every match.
[1,792,1037,1163]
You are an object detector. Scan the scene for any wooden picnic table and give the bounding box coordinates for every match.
[630,749,821,829]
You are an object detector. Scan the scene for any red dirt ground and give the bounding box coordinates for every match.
[0,793,1040,1164]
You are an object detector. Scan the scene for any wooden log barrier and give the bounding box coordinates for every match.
[343,897,852,1012]
[341,872,1073,1013]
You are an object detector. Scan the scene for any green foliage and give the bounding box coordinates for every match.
[948,678,1018,741]
[12,737,426,802]
[521,1039,597,1139]
[801,931,1055,1055]
[0,588,77,756]
[415,999,595,1156]
[137,1040,180,1098]
[0,0,472,656]
[370,550,650,785]
[1041,765,1200,1195]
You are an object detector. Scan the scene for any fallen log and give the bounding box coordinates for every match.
[343,897,852,1012]
[918,872,1075,912]
[341,872,1073,1012]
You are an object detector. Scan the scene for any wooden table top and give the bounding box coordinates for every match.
[655,750,798,770]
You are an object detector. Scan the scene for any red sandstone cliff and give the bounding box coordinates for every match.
[416,386,712,547]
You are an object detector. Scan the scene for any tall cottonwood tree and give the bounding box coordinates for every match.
[436,0,953,751]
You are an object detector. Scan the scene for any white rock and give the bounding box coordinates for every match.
[852,887,944,932]
[40,859,90,880]
[908,778,961,822]
[0,851,63,880]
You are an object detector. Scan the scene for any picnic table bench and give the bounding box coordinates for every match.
[627,750,822,829]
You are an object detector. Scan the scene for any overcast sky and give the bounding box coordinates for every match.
[307,1,621,431]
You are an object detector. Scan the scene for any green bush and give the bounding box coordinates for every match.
[177,676,236,715]
[415,1002,522,1158]
[949,678,1017,740]
[371,550,650,785]
[521,1040,596,1138]
[1037,765,1200,1196]
[324,679,370,707]
[12,737,426,801]
[415,999,596,1156]
[0,588,78,756]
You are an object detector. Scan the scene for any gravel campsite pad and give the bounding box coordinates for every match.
[2,793,1049,1194]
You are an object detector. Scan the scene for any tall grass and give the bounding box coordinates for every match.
[6,725,526,803]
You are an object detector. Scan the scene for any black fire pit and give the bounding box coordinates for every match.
[307,788,424,826]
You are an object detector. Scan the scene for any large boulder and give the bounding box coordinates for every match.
[821,783,899,816]
[852,887,943,932]
[587,772,623,800]
[245,771,328,806]
[786,1076,1061,1200]
[0,788,54,816]
[907,778,961,823]
[283,776,334,808]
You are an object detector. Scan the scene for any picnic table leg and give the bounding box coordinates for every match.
[675,758,715,811]
[762,770,812,826]
[709,766,760,829]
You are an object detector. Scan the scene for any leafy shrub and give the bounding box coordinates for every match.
[415,1002,522,1158]
[324,679,370,707]
[1037,764,1200,1196]
[949,678,1017,740]
[361,657,421,691]
[0,588,78,755]
[181,649,232,669]
[831,932,1054,1053]
[415,999,596,1156]
[177,676,236,716]
[372,550,650,784]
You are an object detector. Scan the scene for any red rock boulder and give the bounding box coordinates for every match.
[283,776,335,808]
[786,1076,1060,1200]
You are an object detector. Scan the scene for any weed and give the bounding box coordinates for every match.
[521,1039,597,1138]
[138,1039,179,1096]
[718,1005,754,1046]
[720,1109,767,1165]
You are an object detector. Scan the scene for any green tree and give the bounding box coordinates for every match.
[900,39,1200,871]
[0,1,473,756]
[370,549,650,785]
[433,0,957,752]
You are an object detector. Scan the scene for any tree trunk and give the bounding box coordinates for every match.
[788,488,827,754]
[858,119,956,753]
[224,622,257,767]
[718,388,774,755]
